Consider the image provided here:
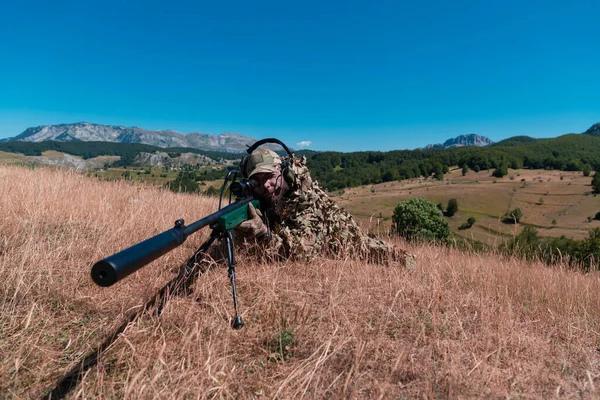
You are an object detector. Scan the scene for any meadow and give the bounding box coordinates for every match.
[337,167,599,244]
[1,164,600,398]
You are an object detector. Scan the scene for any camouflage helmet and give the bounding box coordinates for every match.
[240,148,282,178]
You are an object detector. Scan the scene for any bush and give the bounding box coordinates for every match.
[458,217,476,230]
[592,173,600,194]
[446,198,458,217]
[595,212,600,220]
[503,208,523,224]
[392,198,450,243]
[505,225,539,259]
[204,186,219,196]
[167,178,200,194]
[492,165,508,178]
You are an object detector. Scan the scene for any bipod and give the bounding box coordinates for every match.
[162,225,244,329]
[224,229,244,329]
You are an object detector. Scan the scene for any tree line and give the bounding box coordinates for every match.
[304,133,600,190]
[0,141,243,162]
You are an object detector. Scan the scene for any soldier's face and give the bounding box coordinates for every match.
[252,169,284,204]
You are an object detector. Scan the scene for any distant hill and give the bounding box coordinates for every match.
[583,122,600,136]
[2,122,276,153]
[423,134,493,149]
[491,136,539,147]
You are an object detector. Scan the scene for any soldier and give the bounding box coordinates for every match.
[235,147,416,268]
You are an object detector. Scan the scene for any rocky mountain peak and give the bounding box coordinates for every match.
[423,134,493,150]
[583,122,600,136]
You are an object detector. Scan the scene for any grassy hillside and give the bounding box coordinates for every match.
[1,165,600,398]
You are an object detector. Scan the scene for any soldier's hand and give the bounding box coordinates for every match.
[235,203,268,239]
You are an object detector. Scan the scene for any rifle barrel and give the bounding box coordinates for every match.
[91,197,253,287]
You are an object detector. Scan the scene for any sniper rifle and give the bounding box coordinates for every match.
[91,169,259,329]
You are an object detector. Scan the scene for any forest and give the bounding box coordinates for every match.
[304,133,600,190]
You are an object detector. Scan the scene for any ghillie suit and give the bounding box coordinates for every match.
[262,156,416,268]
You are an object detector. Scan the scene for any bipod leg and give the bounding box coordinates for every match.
[225,230,244,329]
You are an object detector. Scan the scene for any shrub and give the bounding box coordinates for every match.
[167,178,200,194]
[505,225,539,259]
[461,164,469,176]
[458,217,476,230]
[592,173,600,194]
[446,198,458,217]
[393,198,450,243]
[492,165,508,178]
[595,212,600,220]
[503,208,523,224]
[204,186,219,196]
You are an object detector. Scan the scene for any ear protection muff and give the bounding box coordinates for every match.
[241,138,297,188]
[280,158,296,187]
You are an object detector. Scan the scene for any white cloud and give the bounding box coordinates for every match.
[296,141,312,148]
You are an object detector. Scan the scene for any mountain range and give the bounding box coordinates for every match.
[3,121,600,153]
[2,122,266,153]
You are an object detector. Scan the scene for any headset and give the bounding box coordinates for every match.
[240,138,297,188]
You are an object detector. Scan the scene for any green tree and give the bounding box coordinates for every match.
[503,208,523,224]
[492,164,508,178]
[392,198,450,243]
[433,162,444,181]
[167,177,200,194]
[592,173,600,194]
[446,198,459,217]
[583,164,592,176]
[461,164,469,176]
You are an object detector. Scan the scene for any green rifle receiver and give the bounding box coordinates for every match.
[217,199,260,231]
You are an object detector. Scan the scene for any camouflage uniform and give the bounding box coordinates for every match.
[262,156,416,268]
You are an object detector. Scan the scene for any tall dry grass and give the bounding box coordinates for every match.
[1,165,600,399]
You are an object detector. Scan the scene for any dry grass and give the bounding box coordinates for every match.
[2,165,600,399]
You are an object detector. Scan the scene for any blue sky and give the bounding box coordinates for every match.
[1,0,599,151]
